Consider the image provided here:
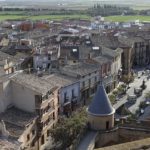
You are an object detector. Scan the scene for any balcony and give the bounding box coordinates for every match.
[72,96,78,102]
[64,97,69,105]
[41,98,54,109]
[43,108,55,117]
[43,119,55,131]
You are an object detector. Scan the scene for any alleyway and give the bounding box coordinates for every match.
[77,131,97,150]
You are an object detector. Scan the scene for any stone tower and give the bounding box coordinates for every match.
[87,83,115,130]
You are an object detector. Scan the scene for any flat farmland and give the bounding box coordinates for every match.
[105,15,150,22]
[0,14,91,21]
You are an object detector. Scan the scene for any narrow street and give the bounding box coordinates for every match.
[126,70,150,114]
[77,131,97,150]
[114,69,150,114]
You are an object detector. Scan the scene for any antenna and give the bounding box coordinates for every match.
[100,65,103,85]
[28,64,31,74]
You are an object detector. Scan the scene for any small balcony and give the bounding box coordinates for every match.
[71,96,78,102]
[41,98,54,109]
[43,119,55,131]
[42,107,55,117]
[64,97,70,105]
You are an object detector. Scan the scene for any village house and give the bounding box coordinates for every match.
[42,73,80,116]
[0,73,59,150]
[60,62,99,104]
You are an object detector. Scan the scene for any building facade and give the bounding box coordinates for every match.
[0,73,59,150]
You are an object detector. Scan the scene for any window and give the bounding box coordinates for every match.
[106,121,109,130]
[72,89,74,98]
[27,134,30,141]
[32,130,35,136]
[64,92,68,103]
[35,95,42,105]
[64,92,67,99]
[31,142,35,147]
[89,79,91,85]
[95,76,97,82]
[82,81,85,88]
[47,130,50,137]
[53,112,55,120]
[41,135,45,145]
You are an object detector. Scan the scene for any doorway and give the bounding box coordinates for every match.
[41,135,45,145]
[106,121,109,130]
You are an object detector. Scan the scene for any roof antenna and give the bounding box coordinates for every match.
[100,65,103,85]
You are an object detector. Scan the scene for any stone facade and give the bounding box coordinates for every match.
[88,114,114,130]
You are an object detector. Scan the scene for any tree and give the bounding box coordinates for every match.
[49,108,87,149]
[108,94,116,104]
[145,91,150,99]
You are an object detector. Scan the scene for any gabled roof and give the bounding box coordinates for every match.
[88,84,115,116]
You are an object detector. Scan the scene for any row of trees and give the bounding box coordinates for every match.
[88,4,136,16]
[0,7,87,16]
[0,5,149,17]
[139,9,150,15]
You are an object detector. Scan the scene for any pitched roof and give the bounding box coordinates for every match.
[88,84,115,116]
[11,73,57,95]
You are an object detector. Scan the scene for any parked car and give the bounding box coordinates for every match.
[134,88,142,97]
[127,94,136,104]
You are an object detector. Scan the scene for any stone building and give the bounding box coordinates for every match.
[0,73,59,150]
[60,62,99,104]
[87,83,115,130]
[42,73,80,116]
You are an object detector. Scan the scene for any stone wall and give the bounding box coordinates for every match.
[95,128,118,148]
[119,127,150,143]
[94,126,150,149]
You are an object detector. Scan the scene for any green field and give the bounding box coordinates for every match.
[0,13,149,23]
[27,14,90,20]
[105,15,150,22]
[0,14,91,21]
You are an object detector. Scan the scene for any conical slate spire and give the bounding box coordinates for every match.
[88,84,115,116]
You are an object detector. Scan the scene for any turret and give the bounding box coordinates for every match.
[87,83,115,130]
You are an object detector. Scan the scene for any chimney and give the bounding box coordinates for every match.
[88,53,92,59]
[28,64,31,74]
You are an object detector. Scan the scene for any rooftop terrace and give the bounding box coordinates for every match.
[0,107,36,137]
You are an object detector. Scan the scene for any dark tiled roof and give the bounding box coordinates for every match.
[0,106,37,137]
[62,62,98,76]
[88,84,115,116]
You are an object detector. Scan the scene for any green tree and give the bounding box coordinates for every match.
[50,108,87,149]
[145,91,150,99]
[108,94,116,104]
